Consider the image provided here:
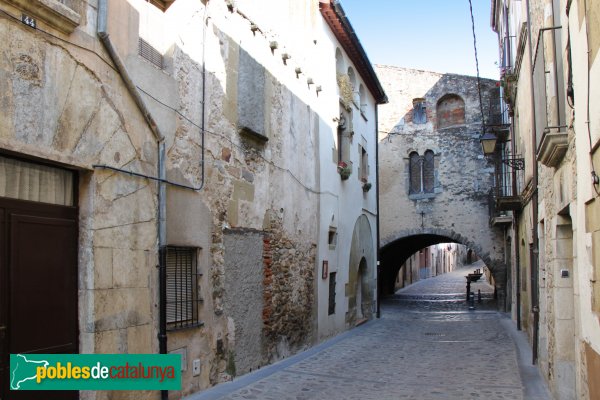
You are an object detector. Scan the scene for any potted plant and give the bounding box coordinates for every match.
[500,70,517,109]
[362,182,372,192]
[336,72,354,110]
[337,161,352,180]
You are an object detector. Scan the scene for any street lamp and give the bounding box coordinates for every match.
[480,132,498,156]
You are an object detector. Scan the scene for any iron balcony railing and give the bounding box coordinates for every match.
[493,154,524,211]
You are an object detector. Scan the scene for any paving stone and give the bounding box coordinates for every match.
[185,264,550,400]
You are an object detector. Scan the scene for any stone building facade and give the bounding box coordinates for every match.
[491,0,600,398]
[0,0,385,399]
[376,66,506,302]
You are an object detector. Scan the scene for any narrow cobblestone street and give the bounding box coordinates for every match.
[186,263,551,400]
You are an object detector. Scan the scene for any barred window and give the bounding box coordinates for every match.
[166,246,202,330]
[328,272,337,315]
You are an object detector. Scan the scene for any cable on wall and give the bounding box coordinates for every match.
[468,0,487,131]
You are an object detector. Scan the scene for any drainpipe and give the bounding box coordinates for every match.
[97,2,168,399]
[514,209,521,331]
[525,0,540,365]
[375,108,381,319]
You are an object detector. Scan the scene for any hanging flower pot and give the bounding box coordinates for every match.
[337,161,352,180]
[362,182,372,192]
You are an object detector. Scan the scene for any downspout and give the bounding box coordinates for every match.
[375,107,381,319]
[525,0,540,365]
[97,2,167,399]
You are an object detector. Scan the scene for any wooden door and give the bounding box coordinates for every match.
[0,197,78,400]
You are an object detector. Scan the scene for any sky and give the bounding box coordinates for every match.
[339,0,500,80]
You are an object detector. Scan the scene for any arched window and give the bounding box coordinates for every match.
[335,48,344,74]
[412,98,427,124]
[409,151,436,194]
[409,152,421,194]
[423,150,435,193]
[436,94,465,129]
[359,84,366,113]
[347,67,357,104]
[347,67,356,90]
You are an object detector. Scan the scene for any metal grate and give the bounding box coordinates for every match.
[328,272,336,315]
[138,38,163,70]
[165,246,202,330]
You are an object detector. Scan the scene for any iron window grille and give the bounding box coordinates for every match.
[165,246,203,331]
[328,272,337,315]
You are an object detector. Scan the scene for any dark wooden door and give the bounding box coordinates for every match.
[0,197,78,400]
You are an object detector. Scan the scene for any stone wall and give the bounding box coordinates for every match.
[0,0,379,397]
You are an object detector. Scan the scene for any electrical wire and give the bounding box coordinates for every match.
[1,6,336,197]
[467,0,487,133]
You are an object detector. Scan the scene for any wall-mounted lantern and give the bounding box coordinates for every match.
[480,132,498,156]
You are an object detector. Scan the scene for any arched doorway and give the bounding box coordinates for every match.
[356,257,368,320]
[347,215,375,327]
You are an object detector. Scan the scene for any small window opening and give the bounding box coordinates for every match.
[328,228,338,249]
[412,98,427,124]
[165,246,203,331]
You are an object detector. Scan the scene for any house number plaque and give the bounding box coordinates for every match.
[21,14,37,29]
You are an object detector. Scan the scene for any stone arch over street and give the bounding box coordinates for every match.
[375,67,507,309]
[380,228,507,303]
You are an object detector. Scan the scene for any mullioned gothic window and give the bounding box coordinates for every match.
[409,150,435,194]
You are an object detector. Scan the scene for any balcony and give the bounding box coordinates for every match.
[484,86,511,139]
[494,154,524,212]
[488,189,512,227]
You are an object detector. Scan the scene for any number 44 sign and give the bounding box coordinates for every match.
[21,14,36,29]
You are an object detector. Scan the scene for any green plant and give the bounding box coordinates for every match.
[500,72,517,107]
[362,182,372,192]
[337,161,352,180]
[226,351,236,378]
[336,72,353,110]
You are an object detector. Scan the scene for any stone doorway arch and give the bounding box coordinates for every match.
[346,215,375,327]
[356,257,368,321]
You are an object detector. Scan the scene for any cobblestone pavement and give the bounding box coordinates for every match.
[186,263,551,400]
